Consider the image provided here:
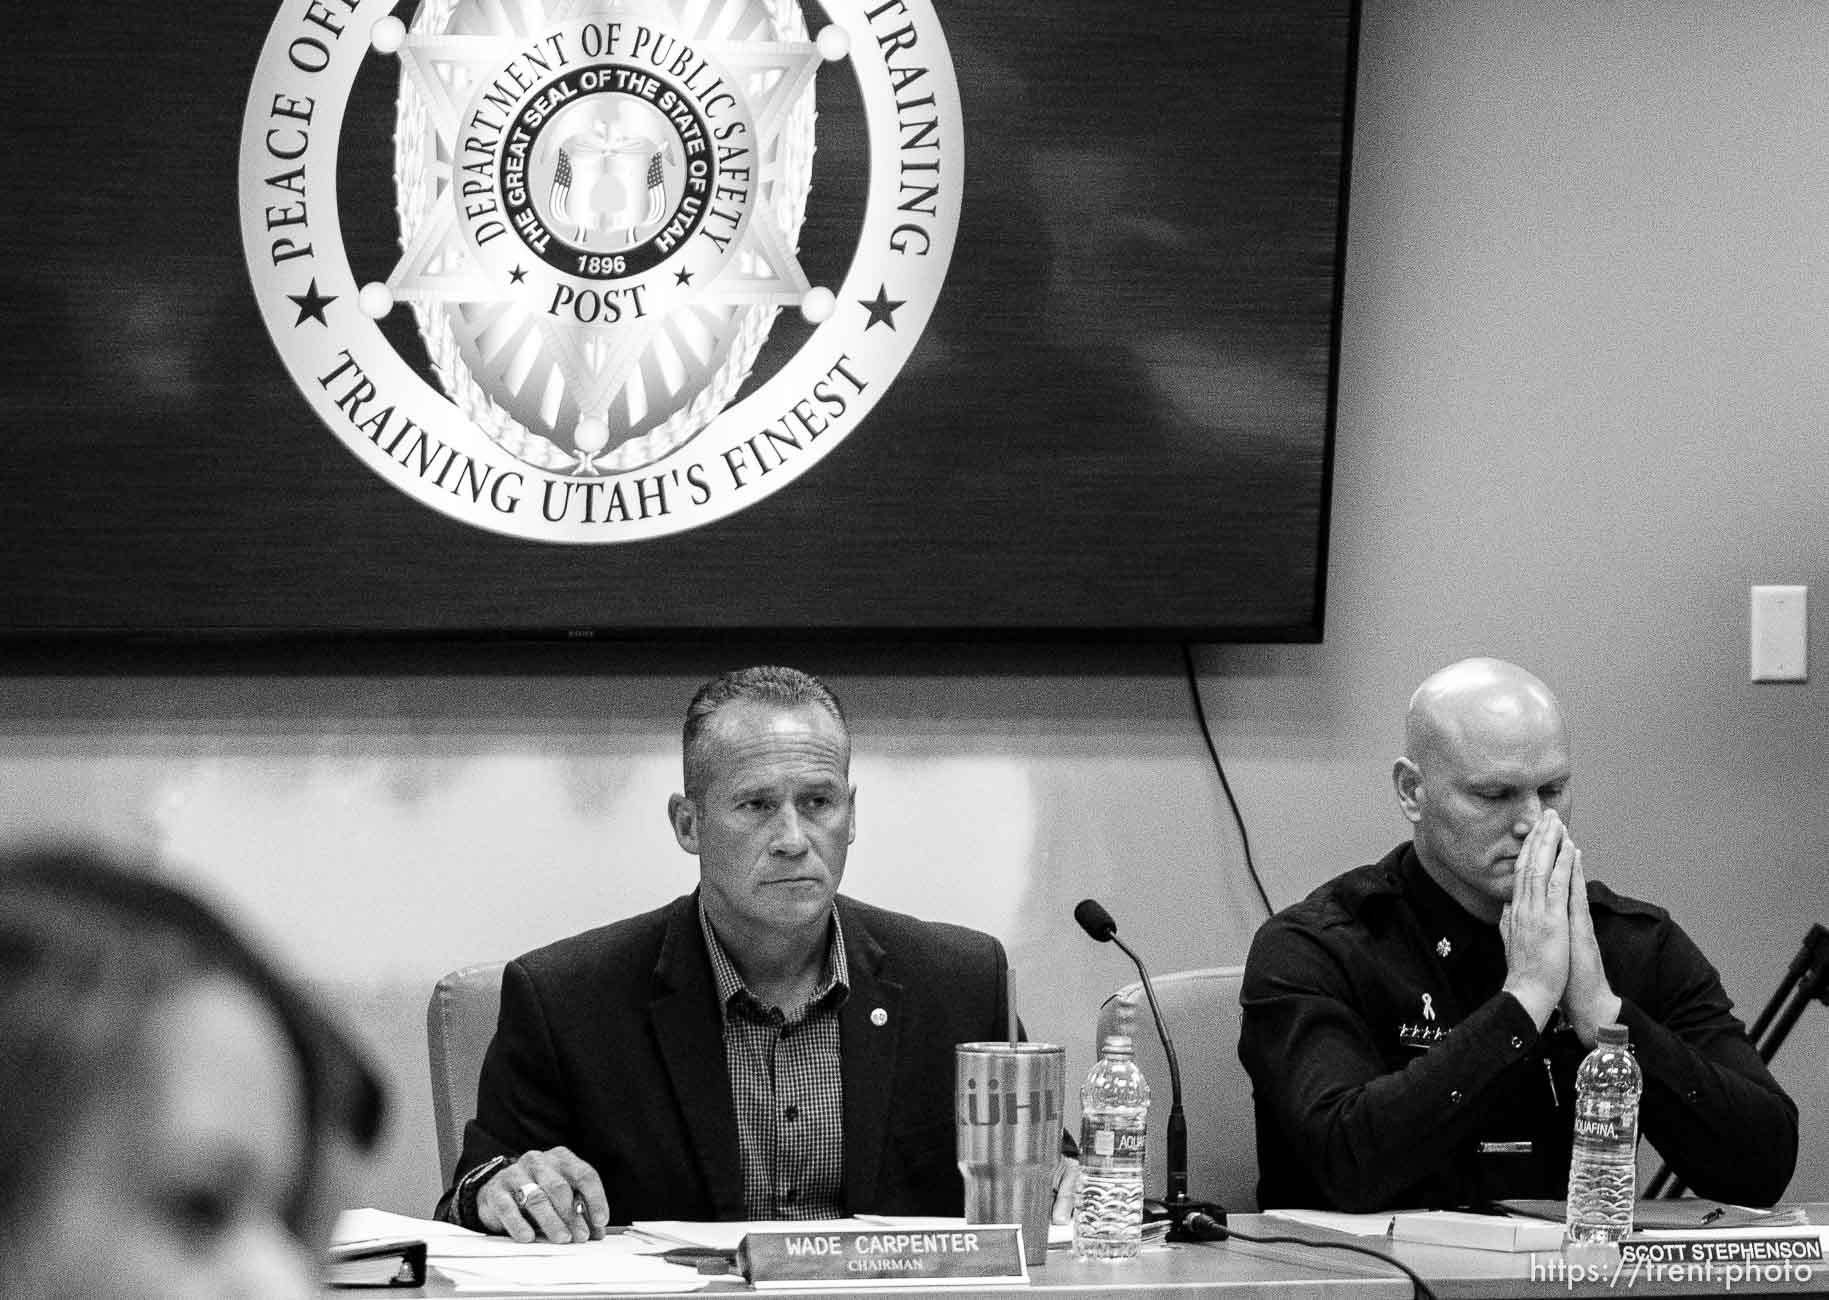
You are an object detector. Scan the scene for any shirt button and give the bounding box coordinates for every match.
[1449,1089,1464,1104]
[783,1104,800,1122]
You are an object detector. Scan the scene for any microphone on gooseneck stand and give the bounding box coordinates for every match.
[1073,899,1227,1241]
[1070,901,1441,1297]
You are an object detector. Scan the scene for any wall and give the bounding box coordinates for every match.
[0,647,1264,1214]
[1206,0,1829,1196]
[0,0,1823,1212]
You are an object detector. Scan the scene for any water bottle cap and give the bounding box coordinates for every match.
[1115,989,1140,1041]
[1100,1034,1135,1058]
[1596,1023,1628,1046]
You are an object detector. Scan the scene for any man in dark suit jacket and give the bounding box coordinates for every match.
[436,666,1061,1240]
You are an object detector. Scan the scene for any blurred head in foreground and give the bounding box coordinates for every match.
[0,845,385,1299]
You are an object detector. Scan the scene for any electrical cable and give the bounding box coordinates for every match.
[1179,643,1274,916]
[1184,1220,1439,1300]
[1174,652,1434,1295]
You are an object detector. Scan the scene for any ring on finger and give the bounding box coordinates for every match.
[512,1180,545,1209]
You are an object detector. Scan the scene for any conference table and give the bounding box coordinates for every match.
[363,1208,1828,1300]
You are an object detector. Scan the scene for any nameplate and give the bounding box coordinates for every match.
[739,1225,1029,1288]
[1618,1235,1825,1267]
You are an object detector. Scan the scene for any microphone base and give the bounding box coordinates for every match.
[1145,1196,1229,1241]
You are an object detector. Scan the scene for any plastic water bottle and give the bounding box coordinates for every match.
[1074,1032,1150,1261]
[1565,1023,1642,1244]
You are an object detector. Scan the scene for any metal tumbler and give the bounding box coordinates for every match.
[955,1041,1064,1266]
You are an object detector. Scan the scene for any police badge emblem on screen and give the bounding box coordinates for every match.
[239,0,960,542]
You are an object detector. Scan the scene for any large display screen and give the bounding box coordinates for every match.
[2,1,1357,640]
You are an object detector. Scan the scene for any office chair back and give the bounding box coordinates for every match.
[427,961,506,1182]
[1095,966,1256,1213]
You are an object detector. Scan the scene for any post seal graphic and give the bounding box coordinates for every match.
[239,0,960,541]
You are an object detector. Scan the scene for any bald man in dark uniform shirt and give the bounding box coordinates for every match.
[1239,659,1796,1212]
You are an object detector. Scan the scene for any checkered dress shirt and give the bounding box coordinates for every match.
[699,903,850,1219]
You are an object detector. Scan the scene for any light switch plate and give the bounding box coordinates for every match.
[1750,585,1808,682]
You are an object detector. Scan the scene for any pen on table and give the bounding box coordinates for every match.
[659,1246,743,1275]
[1700,1206,1727,1225]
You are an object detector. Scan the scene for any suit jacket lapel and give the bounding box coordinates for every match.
[840,899,904,1211]
[650,895,746,1218]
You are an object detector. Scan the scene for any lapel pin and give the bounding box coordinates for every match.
[870,1007,888,1026]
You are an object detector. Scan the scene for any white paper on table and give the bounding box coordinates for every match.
[333,1206,699,1261]
[332,1206,481,1245]
[433,1253,711,1292]
[1390,1210,1565,1252]
[1261,1208,1398,1237]
[634,1218,880,1252]
[1635,1225,1829,1244]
